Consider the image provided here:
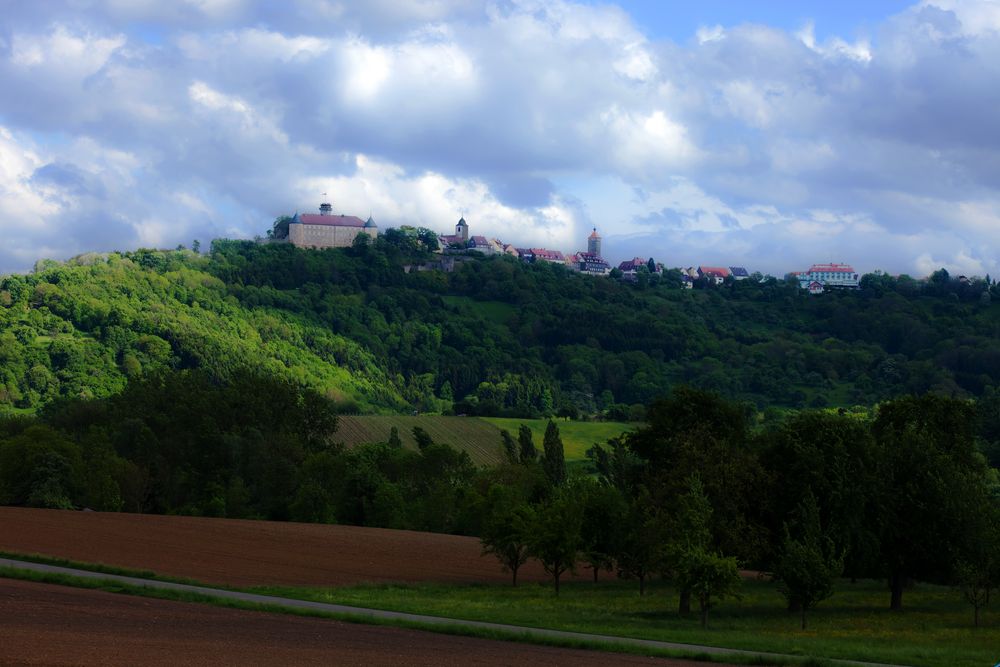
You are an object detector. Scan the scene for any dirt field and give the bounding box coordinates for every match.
[0,579,727,667]
[0,507,585,587]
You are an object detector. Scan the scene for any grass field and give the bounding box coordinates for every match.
[336,415,505,465]
[482,418,636,460]
[255,577,1000,667]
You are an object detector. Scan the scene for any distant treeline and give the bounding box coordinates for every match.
[2,240,1000,417]
[1,374,998,619]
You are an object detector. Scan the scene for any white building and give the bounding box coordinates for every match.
[793,263,860,290]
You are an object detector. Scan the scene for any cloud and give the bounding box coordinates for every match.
[0,1,999,278]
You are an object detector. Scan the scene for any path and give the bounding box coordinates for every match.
[0,557,901,667]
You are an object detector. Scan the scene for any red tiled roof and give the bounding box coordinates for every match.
[807,263,855,273]
[531,248,565,261]
[298,214,366,227]
[589,229,600,239]
[698,266,730,277]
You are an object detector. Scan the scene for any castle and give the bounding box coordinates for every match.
[287,198,378,249]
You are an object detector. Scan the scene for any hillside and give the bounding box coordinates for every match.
[2,240,1000,417]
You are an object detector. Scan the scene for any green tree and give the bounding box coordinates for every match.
[542,420,566,486]
[873,394,993,610]
[528,485,584,595]
[518,424,537,463]
[665,475,713,614]
[616,490,667,595]
[480,487,535,586]
[774,492,844,629]
[500,429,519,464]
[412,426,434,451]
[387,426,402,448]
[580,481,626,583]
[679,548,742,629]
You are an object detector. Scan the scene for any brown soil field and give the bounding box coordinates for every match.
[0,507,586,587]
[0,579,728,667]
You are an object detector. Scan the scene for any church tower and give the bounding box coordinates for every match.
[456,216,469,242]
[587,228,601,256]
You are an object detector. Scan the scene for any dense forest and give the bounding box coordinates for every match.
[2,237,1000,418]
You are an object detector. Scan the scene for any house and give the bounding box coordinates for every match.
[807,281,825,295]
[574,252,611,275]
[530,248,566,264]
[617,257,659,281]
[697,266,730,285]
[729,266,750,280]
[795,263,860,290]
[468,235,502,255]
[286,199,378,249]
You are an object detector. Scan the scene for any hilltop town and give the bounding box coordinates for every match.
[273,197,862,292]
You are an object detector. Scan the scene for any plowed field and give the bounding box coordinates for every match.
[0,507,582,587]
[0,579,722,667]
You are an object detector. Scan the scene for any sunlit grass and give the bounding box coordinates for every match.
[482,417,635,459]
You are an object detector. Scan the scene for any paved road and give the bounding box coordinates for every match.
[0,557,900,667]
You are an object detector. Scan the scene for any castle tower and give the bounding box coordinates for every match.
[456,216,469,242]
[588,228,601,256]
[319,198,333,216]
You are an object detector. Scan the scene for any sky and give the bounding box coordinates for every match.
[1,0,1000,277]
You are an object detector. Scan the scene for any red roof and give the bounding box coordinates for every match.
[807,263,855,273]
[588,228,600,239]
[698,266,730,277]
[298,214,366,227]
[531,248,565,261]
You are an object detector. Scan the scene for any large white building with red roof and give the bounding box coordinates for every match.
[288,199,378,249]
[793,263,860,290]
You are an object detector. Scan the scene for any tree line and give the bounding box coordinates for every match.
[2,371,997,627]
[5,241,1000,420]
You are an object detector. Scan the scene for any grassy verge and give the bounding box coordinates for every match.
[251,578,1000,667]
[0,550,212,587]
[0,565,828,667]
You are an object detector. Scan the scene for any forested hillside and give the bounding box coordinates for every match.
[2,238,1000,416]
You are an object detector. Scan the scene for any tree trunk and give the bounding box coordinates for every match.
[974,603,980,628]
[554,571,560,596]
[889,572,904,611]
[639,573,646,596]
[801,606,807,630]
[512,565,518,587]
[593,566,599,583]
[679,588,691,615]
[700,600,708,629]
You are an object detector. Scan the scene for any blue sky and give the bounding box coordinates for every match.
[611,1,915,40]
[1,0,999,277]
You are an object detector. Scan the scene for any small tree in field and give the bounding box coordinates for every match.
[678,549,742,629]
[480,487,535,586]
[774,493,843,630]
[528,485,584,595]
[665,476,713,614]
[616,490,667,595]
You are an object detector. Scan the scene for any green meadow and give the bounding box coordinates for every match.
[254,577,1000,667]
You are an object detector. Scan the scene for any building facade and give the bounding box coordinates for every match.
[793,263,860,290]
[287,200,377,249]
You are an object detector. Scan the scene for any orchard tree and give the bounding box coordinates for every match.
[528,484,584,595]
[665,476,713,614]
[774,492,844,629]
[616,489,667,595]
[579,481,626,582]
[873,394,993,611]
[480,487,535,586]
[500,429,519,464]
